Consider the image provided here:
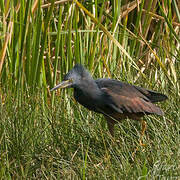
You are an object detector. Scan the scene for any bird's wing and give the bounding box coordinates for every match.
[95,78,165,115]
[133,86,168,102]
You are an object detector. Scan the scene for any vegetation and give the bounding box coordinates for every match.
[0,0,179,179]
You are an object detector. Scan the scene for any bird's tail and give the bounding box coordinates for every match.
[146,90,168,103]
[135,86,168,103]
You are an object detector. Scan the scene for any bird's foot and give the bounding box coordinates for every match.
[139,139,146,147]
[132,139,146,159]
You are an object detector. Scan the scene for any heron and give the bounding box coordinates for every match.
[50,64,167,137]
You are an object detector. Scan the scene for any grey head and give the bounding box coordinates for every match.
[50,64,93,91]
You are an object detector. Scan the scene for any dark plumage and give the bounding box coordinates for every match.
[51,64,168,135]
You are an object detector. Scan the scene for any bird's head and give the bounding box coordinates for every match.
[50,64,92,91]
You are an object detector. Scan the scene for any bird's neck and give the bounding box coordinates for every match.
[76,78,101,98]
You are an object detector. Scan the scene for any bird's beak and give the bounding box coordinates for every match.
[50,79,73,91]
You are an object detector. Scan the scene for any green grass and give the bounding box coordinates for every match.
[0,0,180,179]
[0,90,179,179]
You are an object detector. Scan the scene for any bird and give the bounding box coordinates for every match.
[50,64,168,136]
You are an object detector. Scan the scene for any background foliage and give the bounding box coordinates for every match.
[0,0,179,179]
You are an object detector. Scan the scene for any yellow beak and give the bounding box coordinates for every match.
[50,79,73,91]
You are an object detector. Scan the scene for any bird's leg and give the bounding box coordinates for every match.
[104,115,116,136]
[139,120,147,146]
[132,120,147,158]
[107,120,115,136]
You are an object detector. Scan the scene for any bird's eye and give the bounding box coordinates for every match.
[69,78,73,83]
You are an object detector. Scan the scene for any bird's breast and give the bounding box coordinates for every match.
[73,88,103,112]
